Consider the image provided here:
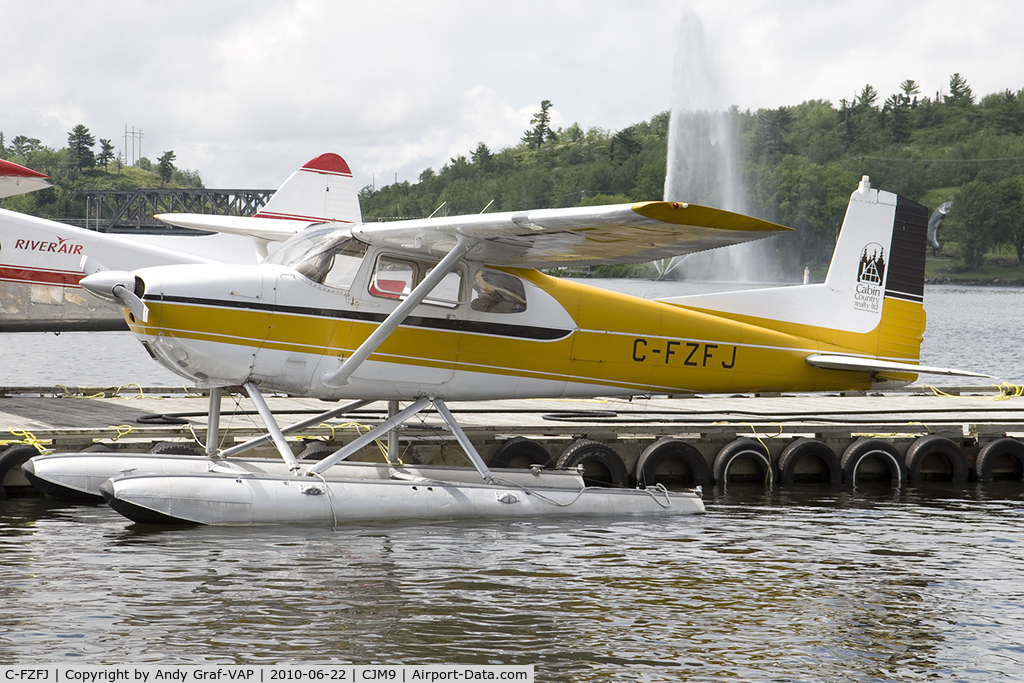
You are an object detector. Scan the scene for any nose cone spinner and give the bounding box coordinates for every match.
[80,271,148,323]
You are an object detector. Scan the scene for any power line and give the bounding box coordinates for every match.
[856,154,1024,164]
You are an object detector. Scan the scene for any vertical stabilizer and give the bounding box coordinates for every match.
[256,153,362,224]
[658,177,929,362]
[822,175,927,327]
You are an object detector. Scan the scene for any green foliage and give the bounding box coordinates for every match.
[948,175,1024,268]
[0,128,203,219]
[8,74,1024,276]
[356,77,1024,276]
[948,180,997,269]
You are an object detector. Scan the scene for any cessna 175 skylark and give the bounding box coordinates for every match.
[2,152,984,525]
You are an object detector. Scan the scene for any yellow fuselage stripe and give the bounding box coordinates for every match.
[129,270,922,393]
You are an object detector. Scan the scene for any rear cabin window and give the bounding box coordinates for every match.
[471,269,527,314]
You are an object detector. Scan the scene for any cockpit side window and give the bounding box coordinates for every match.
[265,225,368,289]
[471,269,527,313]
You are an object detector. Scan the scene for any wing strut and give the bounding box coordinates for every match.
[320,234,479,388]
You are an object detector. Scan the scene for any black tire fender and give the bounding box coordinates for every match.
[841,437,904,487]
[904,435,968,484]
[298,441,336,461]
[490,436,553,469]
[975,437,1024,481]
[636,437,709,489]
[0,444,44,501]
[712,438,773,486]
[148,441,203,456]
[778,438,842,486]
[556,438,629,488]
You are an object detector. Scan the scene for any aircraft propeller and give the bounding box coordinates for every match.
[78,257,149,323]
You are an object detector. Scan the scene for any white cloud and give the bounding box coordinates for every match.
[2,0,1021,193]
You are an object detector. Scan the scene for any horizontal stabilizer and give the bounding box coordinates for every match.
[154,213,315,242]
[0,159,51,199]
[356,201,791,266]
[806,354,992,378]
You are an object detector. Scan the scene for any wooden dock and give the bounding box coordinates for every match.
[3,383,1024,491]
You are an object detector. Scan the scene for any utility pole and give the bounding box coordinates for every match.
[124,125,144,165]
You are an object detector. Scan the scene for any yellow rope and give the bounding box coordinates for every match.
[51,383,166,400]
[54,384,106,399]
[108,425,136,441]
[2,430,52,453]
[921,383,1024,401]
[295,421,397,464]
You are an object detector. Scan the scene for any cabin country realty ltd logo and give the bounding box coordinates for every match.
[854,242,885,313]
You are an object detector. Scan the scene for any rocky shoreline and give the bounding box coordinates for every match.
[925,277,1024,286]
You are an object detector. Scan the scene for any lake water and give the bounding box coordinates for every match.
[4,487,1024,680]
[2,282,1024,679]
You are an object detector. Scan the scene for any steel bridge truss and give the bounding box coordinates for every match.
[84,188,275,231]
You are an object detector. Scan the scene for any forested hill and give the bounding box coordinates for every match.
[4,75,1024,277]
[361,77,1024,277]
[0,125,200,222]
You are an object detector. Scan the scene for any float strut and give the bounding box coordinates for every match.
[206,387,222,458]
[307,398,431,475]
[387,399,400,463]
[432,398,492,482]
[243,381,300,471]
[219,398,373,459]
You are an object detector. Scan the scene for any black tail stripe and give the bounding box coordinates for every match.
[884,196,928,300]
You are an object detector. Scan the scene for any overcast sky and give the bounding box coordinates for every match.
[3,0,1022,193]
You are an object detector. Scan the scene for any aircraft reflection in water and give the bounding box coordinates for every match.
[0,154,984,525]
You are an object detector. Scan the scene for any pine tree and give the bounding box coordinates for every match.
[522,100,557,149]
[97,139,115,170]
[67,124,96,170]
[157,150,176,185]
[948,73,974,105]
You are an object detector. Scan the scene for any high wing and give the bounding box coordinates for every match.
[0,159,51,199]
[353,201,791,266]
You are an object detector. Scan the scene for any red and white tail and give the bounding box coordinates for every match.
[255,153,362,224]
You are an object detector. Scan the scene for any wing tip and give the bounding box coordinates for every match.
[631,201,792,232]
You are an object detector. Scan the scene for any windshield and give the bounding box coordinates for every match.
[265,225,368,287]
